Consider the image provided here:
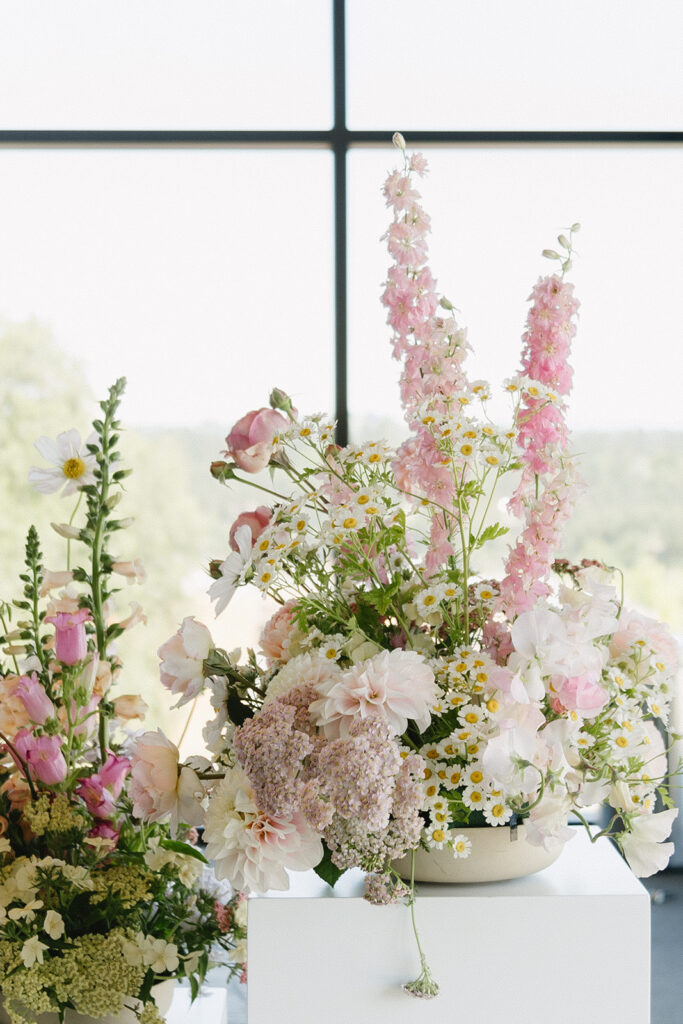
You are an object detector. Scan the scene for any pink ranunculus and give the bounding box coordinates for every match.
[551,672,608,717]
[309,648,439,738]
[129,730,205,833]
[45,608,91,665]
[229,506,272,551]
[158,617,214,708]
[14,673,55,726]
[259,600,299,665]
[224,408,289,473]
[14,730,67,785]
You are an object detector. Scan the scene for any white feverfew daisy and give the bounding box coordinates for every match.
[462,786,486,810]
[441,765,465,790]
[28,429,97,497]
[483,800,512,826]
[451,834,472,859]
[425,825,449,849]
[459,704,487,731]
[463,764,487,789]
[415,585,447,618]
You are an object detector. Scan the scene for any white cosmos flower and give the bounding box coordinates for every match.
[28,429,97,497]
[208,525,253,616]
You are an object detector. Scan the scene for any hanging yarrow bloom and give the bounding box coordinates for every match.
[28,429,98,496]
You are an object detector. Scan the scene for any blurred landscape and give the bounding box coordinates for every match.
[2,317,681,759]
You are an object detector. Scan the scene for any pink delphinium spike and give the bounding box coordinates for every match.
[500,269,583,618]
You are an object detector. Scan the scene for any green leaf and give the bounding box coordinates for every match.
[657,787,674,810]
[474,523,509,549]
[159,838,209,864]
[313,844,343,888]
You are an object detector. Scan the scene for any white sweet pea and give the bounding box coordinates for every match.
[620,808,678,877]
[21,935,48,968]
[43,909,65,940]
[208,525,253,615]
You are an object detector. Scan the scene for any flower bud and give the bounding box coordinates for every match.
[542,249,561,260]
[51,522,82,540]
[557,234,570,250]
[269,388,296,419]
[392,131,406,150]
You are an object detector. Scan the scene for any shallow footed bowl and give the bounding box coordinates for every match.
[391,824,563,884]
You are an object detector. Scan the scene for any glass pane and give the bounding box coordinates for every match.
[0,0,332,129]
[347,0,683,130]
[348,144,683,637]
[0,148,333,746]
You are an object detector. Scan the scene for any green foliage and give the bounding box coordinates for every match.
[313,843,344,888]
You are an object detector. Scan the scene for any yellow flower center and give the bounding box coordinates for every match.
[460,444,473,456]
[485,456,499,466]
[487,698,499,713]
[470,770,483,784]
[465,712,479,724]
[616,736,629,748]
[455,840,467,853]
[343,517,358,529]
[432,829,446,842]
[356,494,369,504]
[423,595,437,606]
[63,457,86,479]
[469,791,483,803]
[491,804,505,818]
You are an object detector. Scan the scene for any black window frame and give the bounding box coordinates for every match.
[1,0,681,445]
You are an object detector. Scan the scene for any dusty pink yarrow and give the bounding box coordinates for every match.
[232,700,314,819]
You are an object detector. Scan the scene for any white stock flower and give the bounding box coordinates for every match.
[28,429,97,497]
[43,909,65,940]
[620,808,678,877]
[21,935,48,968]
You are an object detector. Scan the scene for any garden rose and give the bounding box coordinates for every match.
[224,408,288,473]
[229,506,272,550]
[260,600,299,664]
[129,730,205,833]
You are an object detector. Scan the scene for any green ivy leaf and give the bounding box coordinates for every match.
[313,844,343,888]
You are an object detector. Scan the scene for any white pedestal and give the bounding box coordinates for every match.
[248,828,650,1024]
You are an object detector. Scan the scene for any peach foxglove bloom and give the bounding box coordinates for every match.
[158,617,214,708]
[112,693,148,720]
[310,649,438,738]
[28,429,97,497]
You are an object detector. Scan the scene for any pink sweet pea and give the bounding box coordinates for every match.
[45,607,91,665]
[224,408,288,473]
[229,506,272,551]
[14,673,55,725]
[551,673,608,717]
[14,730,67,785]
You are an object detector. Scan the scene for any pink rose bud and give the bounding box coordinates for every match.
[229,507,272,551]
[14,672,55,725]
[45,608,91,665]
[224,408,288,473]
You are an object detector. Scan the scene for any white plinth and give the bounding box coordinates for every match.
[248,828,650,1024]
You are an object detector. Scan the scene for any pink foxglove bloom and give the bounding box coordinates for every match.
[14,730,67,785]
[229,506,272,551]
[158,616,214,707]
[76,777,117,819]
[45,607,91,665]
[619,808,678,877]
[14,672,55,725]
[96,752,131,797]
[28,429,97,497]
[129,729,205,833]
[310,649,438,738]
[203,767,323,893]
[224,408,289,473]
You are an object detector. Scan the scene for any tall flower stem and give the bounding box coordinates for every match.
[402,850,439,999]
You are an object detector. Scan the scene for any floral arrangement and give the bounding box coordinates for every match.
[0,381,244,1024]
[132,138,680,999]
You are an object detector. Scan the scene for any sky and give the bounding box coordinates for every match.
[0,0,681,434]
